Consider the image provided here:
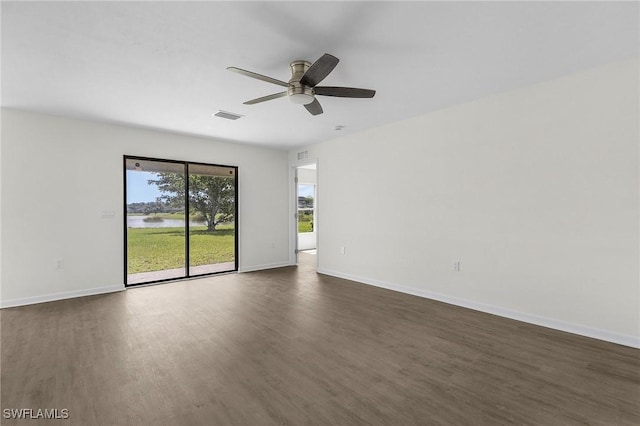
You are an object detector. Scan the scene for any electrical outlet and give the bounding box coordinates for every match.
[452,260,461,272]
[56,259,64,270]
[340,246,346,255]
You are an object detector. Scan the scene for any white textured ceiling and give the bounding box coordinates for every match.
[2,1,638,150]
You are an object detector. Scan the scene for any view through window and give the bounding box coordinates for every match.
[298,184,315,234]
[124,157,237,285]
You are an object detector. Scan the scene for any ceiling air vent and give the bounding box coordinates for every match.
[212,110,243,120]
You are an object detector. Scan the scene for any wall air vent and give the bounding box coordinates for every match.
[297,151,309,161]
[212,110,243,120]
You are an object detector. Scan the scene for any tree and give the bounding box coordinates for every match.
[149,173,234,232]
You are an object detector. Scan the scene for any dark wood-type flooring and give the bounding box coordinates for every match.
[1,253,639,425]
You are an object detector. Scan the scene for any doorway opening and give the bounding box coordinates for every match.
[295,163,317,263]
[124,156,238,286]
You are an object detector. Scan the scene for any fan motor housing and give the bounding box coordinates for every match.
[288,60,314,104]
[289,60,311,81]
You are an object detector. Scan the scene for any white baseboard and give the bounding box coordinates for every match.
[239,261,291,273]
[1,262,293,307]
[317,268,640,349]
[1,285,124,309]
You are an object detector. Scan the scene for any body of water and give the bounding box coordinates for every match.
[127,216,207,228]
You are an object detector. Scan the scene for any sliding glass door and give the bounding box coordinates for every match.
[124,156,237,286]
[188,164,237,276]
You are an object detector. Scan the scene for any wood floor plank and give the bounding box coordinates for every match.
[1,253,639,425]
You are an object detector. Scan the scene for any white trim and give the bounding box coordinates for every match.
[317,268,640,349]
[289,157,318,169]
[0,285,124,309]
[288,165,298,265]
[239,261,291,273]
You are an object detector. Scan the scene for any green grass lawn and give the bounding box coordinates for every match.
[127,225,234,274]
[298,212,314,233]
[298,221,313,233]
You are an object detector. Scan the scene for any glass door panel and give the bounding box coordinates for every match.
[187,164,237,276]
[125,158,186,284]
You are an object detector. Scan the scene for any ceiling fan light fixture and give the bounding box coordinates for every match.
[228,53,375,115]
[288,84,315,105]
[289,93,315,105]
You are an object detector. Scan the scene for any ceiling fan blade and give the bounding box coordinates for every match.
[314,86,376,98]
[227,67,289,88]
[243,91,288,105]
[300,53,339,87]
[304,98,323,115]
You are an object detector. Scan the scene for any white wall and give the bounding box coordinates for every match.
[290,58,640,347]
[1,109,290,306]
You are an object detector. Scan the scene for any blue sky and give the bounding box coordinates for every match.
[298,184,314,198]
[127,171,162,203]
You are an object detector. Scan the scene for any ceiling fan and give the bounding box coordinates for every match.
[227,53,375,116]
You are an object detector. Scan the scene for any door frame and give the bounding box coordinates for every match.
[123,155,239,286]
[289,158,318,266]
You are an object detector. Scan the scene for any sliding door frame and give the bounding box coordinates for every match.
[123,155,239,287]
